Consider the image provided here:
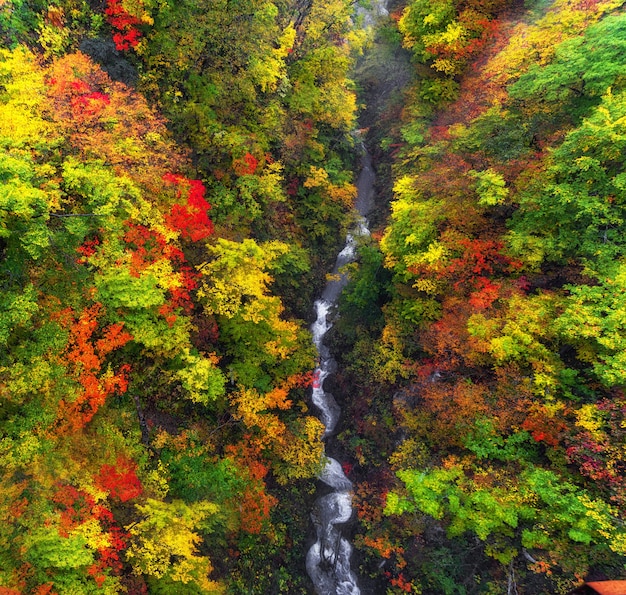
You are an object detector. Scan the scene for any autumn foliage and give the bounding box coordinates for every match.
[54,304,132,432]
[96,457,143,502]
[12,0,626,593]
[163,173,214,241]
[53,483,128,582]
[225,441,278,535]
[0,0,354,589]
[105,0,143,51]
[334,0,626,591]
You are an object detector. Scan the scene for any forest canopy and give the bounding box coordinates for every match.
[1,0,626,594]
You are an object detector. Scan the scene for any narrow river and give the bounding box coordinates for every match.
[305,3,390,590]
[305,147,376,595]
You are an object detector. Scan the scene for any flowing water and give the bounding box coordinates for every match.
[305,148,376,595]
[305,3,389,590]
[302,2,415,591]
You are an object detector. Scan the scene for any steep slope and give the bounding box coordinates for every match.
[0,1,364,593]
[333,0,626,592]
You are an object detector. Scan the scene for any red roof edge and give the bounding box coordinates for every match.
[585,581,626,595]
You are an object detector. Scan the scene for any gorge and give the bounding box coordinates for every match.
[306,148,375,595]
[2,0,626,593]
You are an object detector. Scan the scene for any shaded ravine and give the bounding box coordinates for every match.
[305,148,376,595]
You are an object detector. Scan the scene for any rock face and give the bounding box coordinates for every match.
[79,38,138,86]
